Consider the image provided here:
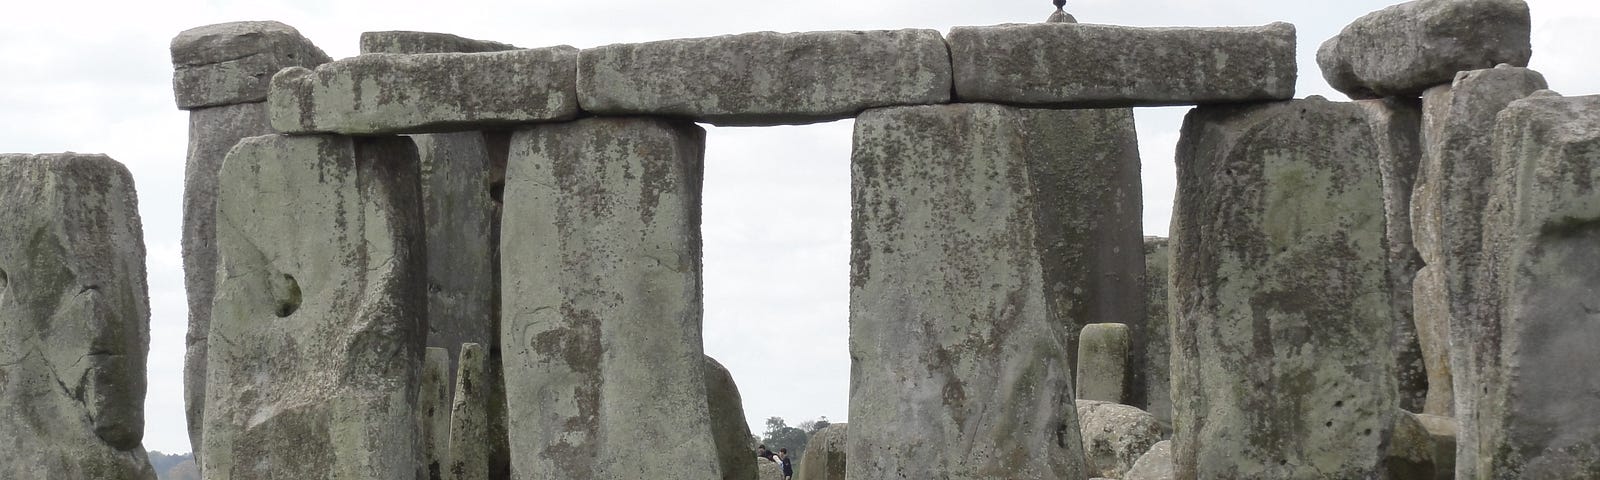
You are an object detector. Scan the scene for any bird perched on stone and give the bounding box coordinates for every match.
[1048,0,1078,23]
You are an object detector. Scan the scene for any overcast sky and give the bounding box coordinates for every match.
[3,0,1597,455]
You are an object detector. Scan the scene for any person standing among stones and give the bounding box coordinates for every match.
[758,444,775,462]
[778,448,794,479]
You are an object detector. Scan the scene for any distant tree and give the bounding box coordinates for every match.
[799,416,831,435]
[761,416,811,462]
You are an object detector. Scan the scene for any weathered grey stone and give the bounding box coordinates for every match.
[1076,324,1130,403]
[848,104,1086,479]
[705,356,758,480]
[201,134,425,479]
[1022,107,1146,408]
[0,154,157,480]
[577,29,951,126]
[448,343,488,480]
[180,102,273,462]
[1076,401,1162,479]
[269,46,580,135]
[1171,98,1396,478]
[420,348,451,480]
[1124,441,1173,480]
[1469,93,1600,478]
[948,22,1296,107]
[1141,237,1172,432]
[171,21,331,109]
[360,31,517,54]
[1414,414,1457,480]
[1316,0,1531,99]
[1386,410,1442,480]
[1357,98,1429,413]
[797,424,846,480]
[501,118,720,480]
[1411,265,1452,415]
[1409,65,1547,461]
[758,460,784,480]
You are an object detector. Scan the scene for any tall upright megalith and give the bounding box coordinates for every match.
[848,103,1086,479]
[1471,93,1600,478]
[1142,236,1173,431]
[202,134,426,479]
[419,348,452,480]
[449,343,490,480]
[500,117,721,480]
[1357,97,1428,413]
[0,154,158,480]
[705,356,759,480]
[170,20,331,458]
[1171,98,1397,478]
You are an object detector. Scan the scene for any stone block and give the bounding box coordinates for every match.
[1471,93,1600,478]
[171,21,331,109]
[360,31,517,54]
[0,153,157,480]
[1171,98,1396,478]
[1411,265,1452,415]
[1357,98,1428,413]
[1317,0,1532,99]
[948,22,1296,107]
[1076,324,1130,403]
[448,343,488,480]
[577,29,951,126]
[419,348,451,480]
[1141,237,1172,431]
[797,424,846,480]
[1076,401,1162,479]
[848,104,1086,479]
[1124,440,1173,480]
[269,46,580,134]
[1386,410,1443,480]
[705,356,758,480]
[1414,414,1457,480]
[500,118,720,480]
[201,134,426,479]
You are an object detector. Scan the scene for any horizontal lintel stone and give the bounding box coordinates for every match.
[1317,0,1531,99]
[269,46,579,135]
[359,31,518,54]
[171,21,332,110]
[948,22,1297,108]
[577,29,952,126]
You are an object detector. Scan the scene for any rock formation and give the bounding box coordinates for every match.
[448,343,489,480]
[1141,237,1172,431]
[1317,0,1532,99]
[1357,97,1429,413]
[705,357,758,480]
[1076,324,1131,403]
[1076,401,1162,479]
[419,348,451,480]
[797,424,846,480]
[1124,441,1173,480]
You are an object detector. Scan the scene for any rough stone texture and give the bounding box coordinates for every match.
[1124,441,1173,480]
[797,424,846,480]
[1076,400,1162,479]
[1470,93,1600,479]
[1171,98,1397,479]
[201,134,425,479]
[1410,66,1547,459]
[448,343,488,480]
[1357,98,1429,413]
[758,460,784,480]
[1141,237,1172,432]
[577,29,951,126]
[269,46,580,135]
[948,22,1296,108]
[0,154,157,480]
[179,102,272,461]
[1316,0,1532,99]
[501,118,720,480]
[1414,414,1457,480]
[1076,324,1130,403]
[705,356,758,480]
[360,31,517,54]
[848,104,1086,480]
[1411,264,1452,415]
[1387,410,1442,480]
[1022,107,1146,409]
[419,348,451,480]
[171,21,331,109]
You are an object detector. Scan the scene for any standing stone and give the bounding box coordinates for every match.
[1171,98,1396,478]
[1317,0,1532,99]
[0,154,157,480]
[1076,324,1131,403]
[1414,414,1458,480]
[849,104,1086,479]
[202,134,425,479]
[1357,98,1429,413]
[448,343,489,480]
[501,118,720,480]
[1386,410,1442,480]
[1141,237,1172,431]
[758,460,785,480]
[797,424,847,480]
[948,22,1296,107]
[1410,65,1547,452]
[1076,400,1162,479]
[1124,441,1174,480]
[171,21,332,460]
[577,30,951,126]
[363,33,515,480]
[705,356,758,480]
[1470,93,1600,478]
[1023,107,1146,408]
[420,348,451,480]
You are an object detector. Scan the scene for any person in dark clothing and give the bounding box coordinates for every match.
[778,448,793,480]
[757,444,775,462]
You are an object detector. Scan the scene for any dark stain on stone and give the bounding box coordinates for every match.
[1539,216,1600,238]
